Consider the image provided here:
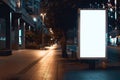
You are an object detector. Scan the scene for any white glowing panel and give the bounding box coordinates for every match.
[78,10,106,58]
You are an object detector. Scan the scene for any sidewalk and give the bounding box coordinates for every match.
[0,44,88,80]
[0,45,120,80]
[18,45,89,80]
[19,45,120,80]
[0,49,49,80]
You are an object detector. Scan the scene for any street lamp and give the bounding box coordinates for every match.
[49,28,54,34]
[16,0,21,8]
[33,17,37,22]
[33,17,37,31]
[40,13,46,47]
[40,13,46,22]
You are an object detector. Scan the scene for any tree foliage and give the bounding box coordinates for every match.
[40,0,78,31]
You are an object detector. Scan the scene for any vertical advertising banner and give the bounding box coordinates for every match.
[78,9,106,59]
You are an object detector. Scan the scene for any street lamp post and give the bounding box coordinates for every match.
[40,13,46,47]
[41,13,46,23]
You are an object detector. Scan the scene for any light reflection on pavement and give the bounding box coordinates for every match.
[1,45,120,80]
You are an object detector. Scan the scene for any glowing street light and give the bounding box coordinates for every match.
[49,28,54,34]
[33,17,37,22]
[40,13,46,23]
[16,0,21,8]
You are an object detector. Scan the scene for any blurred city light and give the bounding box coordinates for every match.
[40,13,46,22]
[49,28,54,34]
[16,0,21,8]
[33,17,37,22]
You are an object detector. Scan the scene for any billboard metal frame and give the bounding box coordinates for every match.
[77,9,107,59]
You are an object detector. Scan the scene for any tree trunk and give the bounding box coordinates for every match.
[61,31,68,58]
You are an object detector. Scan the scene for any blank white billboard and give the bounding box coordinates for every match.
[78,9,106,59]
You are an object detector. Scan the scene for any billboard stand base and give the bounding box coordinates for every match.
[89,60,96,70]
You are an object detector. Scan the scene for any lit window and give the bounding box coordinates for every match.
[19,29,22,45]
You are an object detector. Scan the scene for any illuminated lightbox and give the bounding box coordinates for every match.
[78,9,106,59]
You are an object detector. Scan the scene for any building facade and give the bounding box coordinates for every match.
[0,0,37,55]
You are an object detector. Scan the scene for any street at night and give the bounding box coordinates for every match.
[1,0,120,80]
